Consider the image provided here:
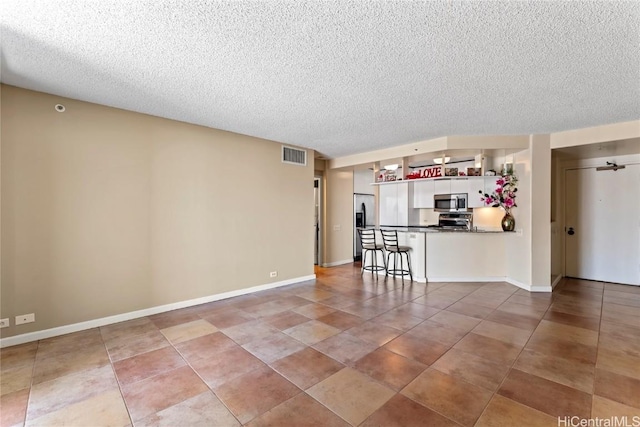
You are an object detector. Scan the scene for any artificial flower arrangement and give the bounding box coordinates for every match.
[479,173,518,210]
[479,173,518,231]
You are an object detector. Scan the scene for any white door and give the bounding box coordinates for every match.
[565,164,640,285]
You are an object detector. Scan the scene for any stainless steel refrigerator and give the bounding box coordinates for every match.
[354,193,376,261]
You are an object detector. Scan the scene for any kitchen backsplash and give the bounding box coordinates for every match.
[417,207,504,230]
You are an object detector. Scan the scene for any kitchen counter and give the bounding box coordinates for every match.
[378,226,508,233]
[364,228,510,283]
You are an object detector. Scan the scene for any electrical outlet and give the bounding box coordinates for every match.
[270,271,278,278]
[0,318,9,328]
[333,225,341,231]
[15,313,35,325]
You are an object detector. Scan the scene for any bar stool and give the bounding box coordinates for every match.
[357,229,386,277]
[380,230,413,281]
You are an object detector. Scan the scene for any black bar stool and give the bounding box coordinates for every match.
[357,229,386,277]
[380,229,413,282]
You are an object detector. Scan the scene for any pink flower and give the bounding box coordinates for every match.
[483,196,494,205]
[495,187,503,194]
[496,178,505,186]
[504,197,515,208]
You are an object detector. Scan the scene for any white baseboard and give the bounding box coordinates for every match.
[322,259,353,267]
[506,277,553,293]
[551,274,563,289]
[0,274,316,348]
[427,276,507,283]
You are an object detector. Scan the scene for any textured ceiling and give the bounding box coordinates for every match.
[2,1,639,158]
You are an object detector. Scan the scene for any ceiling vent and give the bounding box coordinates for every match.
[282,146,307,166]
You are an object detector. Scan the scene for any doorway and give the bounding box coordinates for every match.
[564,164,640,285]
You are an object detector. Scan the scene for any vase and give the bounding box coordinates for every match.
[501,210,515,232]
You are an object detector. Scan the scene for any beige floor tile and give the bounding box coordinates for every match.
[135,391,240,427]
[475,394,558,427]
[431,347,510,391]
[1,388,30,427]
[32,344,110,385]
[345,322,401,346]
[0,342,38,372]
[25,389,130,427]
[429,310,481,332]
[307,367,395,426]
[113,346,185,386]
[453,333,521,365]
[221,320,280,345]
[214,365,300,424]
[283,320,341,345]
[532,319,599,346]
[405,320,469,346]
[471,319,532,347]
[160,319,218,344]
[246,393,349,427]
[370,310,423,331]
[498,369,592,418]
[312,332,378,365]
[401,368,492,426]
[597,347,640,380]
[99,317,158,342]
[514,348,595,393]
[241,331,306,364]
[353,348,426,391]
[1,364,34,396]
[27,365,119,421]
[270,347,344,390]
[104,329,170,362]
[594,368,640,409]
[360,393,458,427]
[591,395,640,418]
[292,303,337,319]
[121,365,208,421]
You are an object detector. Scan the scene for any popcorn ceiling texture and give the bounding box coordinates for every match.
[1,1,638,158]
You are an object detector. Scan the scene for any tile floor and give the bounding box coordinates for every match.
[2,264,640,426]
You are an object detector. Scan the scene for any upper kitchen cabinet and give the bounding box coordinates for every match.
[413,180,435,208]
[379,182,418,226]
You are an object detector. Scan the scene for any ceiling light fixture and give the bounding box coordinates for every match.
[384,164,399,171]
[433,156,450,165]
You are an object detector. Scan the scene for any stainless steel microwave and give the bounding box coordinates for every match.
[434,193,469,212]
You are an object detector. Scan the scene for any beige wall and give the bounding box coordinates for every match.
[1,85,314,339]
[323,169,354,265]
[530,135,551,289]
[505,148,533,287]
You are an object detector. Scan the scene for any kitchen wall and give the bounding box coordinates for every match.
[505,148,533,288]
[1,85,314,340]
[530,135,552,290]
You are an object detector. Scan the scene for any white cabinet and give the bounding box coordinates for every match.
[433,179,450,195]
[379,184,399,226]
[450,178,468,194]
[378,182,417,226]
[413,180,435,208]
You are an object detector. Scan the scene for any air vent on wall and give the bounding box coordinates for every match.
[282,146,307,166]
